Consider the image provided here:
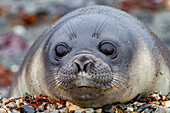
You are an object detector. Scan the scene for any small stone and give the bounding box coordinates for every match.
[164,101,170,107]
[75,109,85,113]
[0,108,7,113]
[46,104,51,110]
[143,104,152,108]
[39,107,44,112]
[157,106,170,113]
[20,105,35,113]
[0,106,11,113]
[116,103,128,111]
[138,104,146,110]
[127,107,133,112]
[2,98,7,102]
[102,104,115,113]
[95,108,102,113]
[66,101,82,112]
[12,109,20,113]
[47,108,59,113]
[162,96,166,100]
[59,107,69,113]
[134,108,143,112]
[152,106,158,111]
[12,25,26,37]
[151,93,161,100]
[139,99,148,102]
[6,102,17,110]
[143,108,149,113]
[146,97,153,101]
[167,96,170,100]
[85,108,94,113]
[16,99,21,107]
[51,104,58,109]
[121,107,127,110]
[23,92,31,99]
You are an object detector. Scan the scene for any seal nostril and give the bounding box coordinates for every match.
[75,62,81,73]
[83,62,93,72]
[74,61,94,73]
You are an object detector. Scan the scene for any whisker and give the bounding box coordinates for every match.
[97,17,108,36]
[62,27,70,39]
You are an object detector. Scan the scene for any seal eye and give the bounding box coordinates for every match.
[99,42,117,57]
[55,44,69,58]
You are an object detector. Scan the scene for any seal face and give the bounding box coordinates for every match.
[9,5,170,108]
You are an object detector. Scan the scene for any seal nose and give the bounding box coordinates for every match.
[74,55,94,73]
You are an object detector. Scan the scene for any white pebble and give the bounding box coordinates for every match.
[164,101,170,107]
[16,99,21,107]
[151,93,161,100]
[12,25,26,37]
[127,107,134,111]
[11,64,19,72]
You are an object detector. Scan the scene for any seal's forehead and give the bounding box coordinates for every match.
[51,12,146,44]
[49,5,155,49]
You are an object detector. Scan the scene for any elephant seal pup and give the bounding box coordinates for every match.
[9,5,170,108]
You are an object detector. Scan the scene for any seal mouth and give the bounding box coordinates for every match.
[77,86,92,89]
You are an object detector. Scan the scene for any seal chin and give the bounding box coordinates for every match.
[69,86,103,100]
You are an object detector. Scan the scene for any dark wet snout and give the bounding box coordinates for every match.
[73,55,94,73]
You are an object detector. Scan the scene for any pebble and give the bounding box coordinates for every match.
[151,93,161,100]
[6,102,17,110]
[39,107,44,112]
[45,108,59,113]
[23,92,31,99]
[12,25,26,37]
[0,108,7,113]
[157,106,170,113]
[85,108,94,113]
[102,104,115,113]
[139,99,148,102]
[134,108,143,112]
[0,92,169,113]
[95,108,102,113]
[127,107,133,112]
[20,105,36,113]
[75,108,94,113]
[167,96,170,100]
[152,106,158,111]
[2,98,7,102]
[75,109,85,113]
[164,100,170,107]
[143,104,152,108]
[16,99,21,107]
[115,103,128,111]
[143,108,149,113]
[0,106,11,113]
[12,109,20,113]
[59,107,69,113]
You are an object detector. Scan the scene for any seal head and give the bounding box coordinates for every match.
[9,5,170,108]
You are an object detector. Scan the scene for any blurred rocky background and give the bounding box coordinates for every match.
[0,0,170,97]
